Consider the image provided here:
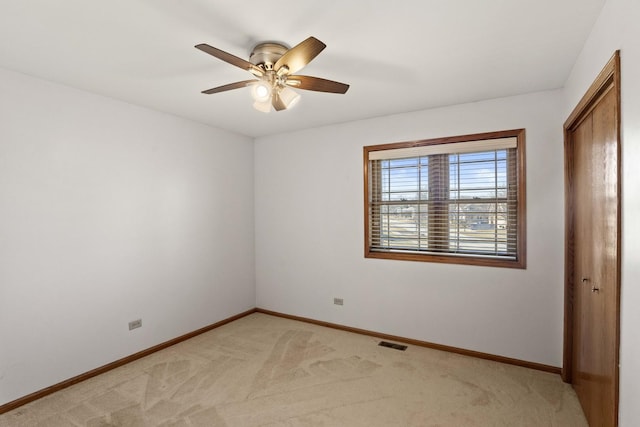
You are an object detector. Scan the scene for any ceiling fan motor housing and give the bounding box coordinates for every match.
[249,42,288,70]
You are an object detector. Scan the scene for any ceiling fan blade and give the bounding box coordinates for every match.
[285,75,349,94]
[201,80,258,94]
[195,44,264,77]
[274,37,326,75]
[272,92,287,111]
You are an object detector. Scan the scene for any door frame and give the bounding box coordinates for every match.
[562,50,621,416]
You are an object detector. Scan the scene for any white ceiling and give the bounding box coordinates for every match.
[0,0,605,138]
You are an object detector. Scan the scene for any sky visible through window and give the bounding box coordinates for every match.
[380,151,508,201]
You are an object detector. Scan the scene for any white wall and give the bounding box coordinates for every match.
[0,68,255,406]
[255,90,565,367]
[563,0,640,424]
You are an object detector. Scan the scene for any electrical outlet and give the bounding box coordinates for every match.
[128,319,142,330]
[333,298,344,306]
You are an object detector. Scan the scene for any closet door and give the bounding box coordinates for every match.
[564,51,620,427]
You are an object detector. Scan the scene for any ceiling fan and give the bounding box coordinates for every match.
[195,36,349,112]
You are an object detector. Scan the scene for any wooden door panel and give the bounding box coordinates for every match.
[572,113,595,420]
[590,87,619,421]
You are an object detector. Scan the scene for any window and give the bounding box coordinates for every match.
[364,129,526,268]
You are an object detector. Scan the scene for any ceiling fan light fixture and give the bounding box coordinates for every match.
[251,81,272,102]
[279,86,301,109]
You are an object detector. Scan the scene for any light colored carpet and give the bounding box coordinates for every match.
[0,313,587,426]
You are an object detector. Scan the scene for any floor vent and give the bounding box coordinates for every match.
[378,341,407,351]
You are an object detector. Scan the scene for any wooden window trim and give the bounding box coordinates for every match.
[363,129,526,269]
